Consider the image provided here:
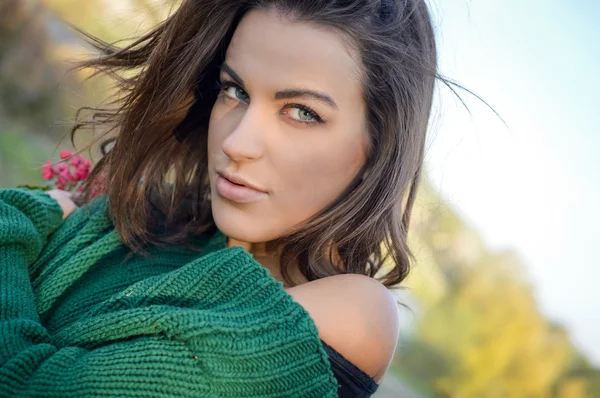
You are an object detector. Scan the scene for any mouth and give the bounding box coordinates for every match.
[215,171,268,204]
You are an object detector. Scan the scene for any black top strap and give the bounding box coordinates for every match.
[320,339,379,397]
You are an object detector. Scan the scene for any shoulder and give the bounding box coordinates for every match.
[286,274,400,383]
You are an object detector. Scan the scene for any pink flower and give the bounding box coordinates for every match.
[39,151,98,198]
[59,169,75,183]
[55,176,67,190]
[55,163,67,173]
[73,168,89,181]
[70,156,83,168]
[41,160,55,181]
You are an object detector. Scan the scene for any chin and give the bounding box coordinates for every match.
[211,196,281,243]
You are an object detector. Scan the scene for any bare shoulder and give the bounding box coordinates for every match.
[286,274,400,383]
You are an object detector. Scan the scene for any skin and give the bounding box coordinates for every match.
[47,189,77,220]
[53,8,400,384]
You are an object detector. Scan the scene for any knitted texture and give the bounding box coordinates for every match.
[0,188,339,397]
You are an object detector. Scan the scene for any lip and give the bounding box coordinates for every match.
[217,170,266,193]
[215,171,268,204]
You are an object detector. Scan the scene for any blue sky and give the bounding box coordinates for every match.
[424,0,600,363]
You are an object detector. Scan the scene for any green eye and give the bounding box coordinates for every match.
[287,106,320,123]
[281,103,324,124]
[296,108,314,121]
[225,85,248,101]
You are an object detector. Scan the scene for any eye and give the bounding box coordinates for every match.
[220,81,249,102]
[282,104,324,124]
[290,107,315,122]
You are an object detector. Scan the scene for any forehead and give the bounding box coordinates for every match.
[224,8,363,100]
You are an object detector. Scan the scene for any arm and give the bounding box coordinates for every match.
[0,189,190,397]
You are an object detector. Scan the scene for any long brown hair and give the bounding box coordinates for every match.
[70,0,439,288]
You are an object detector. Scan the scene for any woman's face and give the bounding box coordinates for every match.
[208,8,368,243]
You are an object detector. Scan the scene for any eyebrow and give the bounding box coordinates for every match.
[220,63,338,110]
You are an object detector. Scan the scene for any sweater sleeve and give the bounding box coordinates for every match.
[0,189,185,398]
[0,189,64,391]
[0,188,64,263]
[0,189,200,397]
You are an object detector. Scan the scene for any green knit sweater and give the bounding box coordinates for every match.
[0,188,338,397]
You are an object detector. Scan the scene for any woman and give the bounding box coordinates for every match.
[0,0,437,396]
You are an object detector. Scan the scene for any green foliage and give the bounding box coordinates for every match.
[45,0,181,43]
[398,185,599,397]
[0,0,76,132]
[0,128,51,188]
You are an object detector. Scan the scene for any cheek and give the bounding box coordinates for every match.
[276,135,366,212]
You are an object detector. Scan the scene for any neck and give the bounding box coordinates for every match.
[226,238,308,288]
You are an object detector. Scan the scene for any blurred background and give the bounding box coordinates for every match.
[1,0,598,396]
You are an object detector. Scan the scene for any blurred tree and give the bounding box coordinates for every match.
[0,0,83,188]
[554,363,600,398]
[44,0,181,43]
[0,0,71,131]
[397,182,597,397]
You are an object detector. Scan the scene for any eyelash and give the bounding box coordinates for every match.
[215,80,325,125]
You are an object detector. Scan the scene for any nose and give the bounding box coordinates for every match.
[221,104,265,162]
